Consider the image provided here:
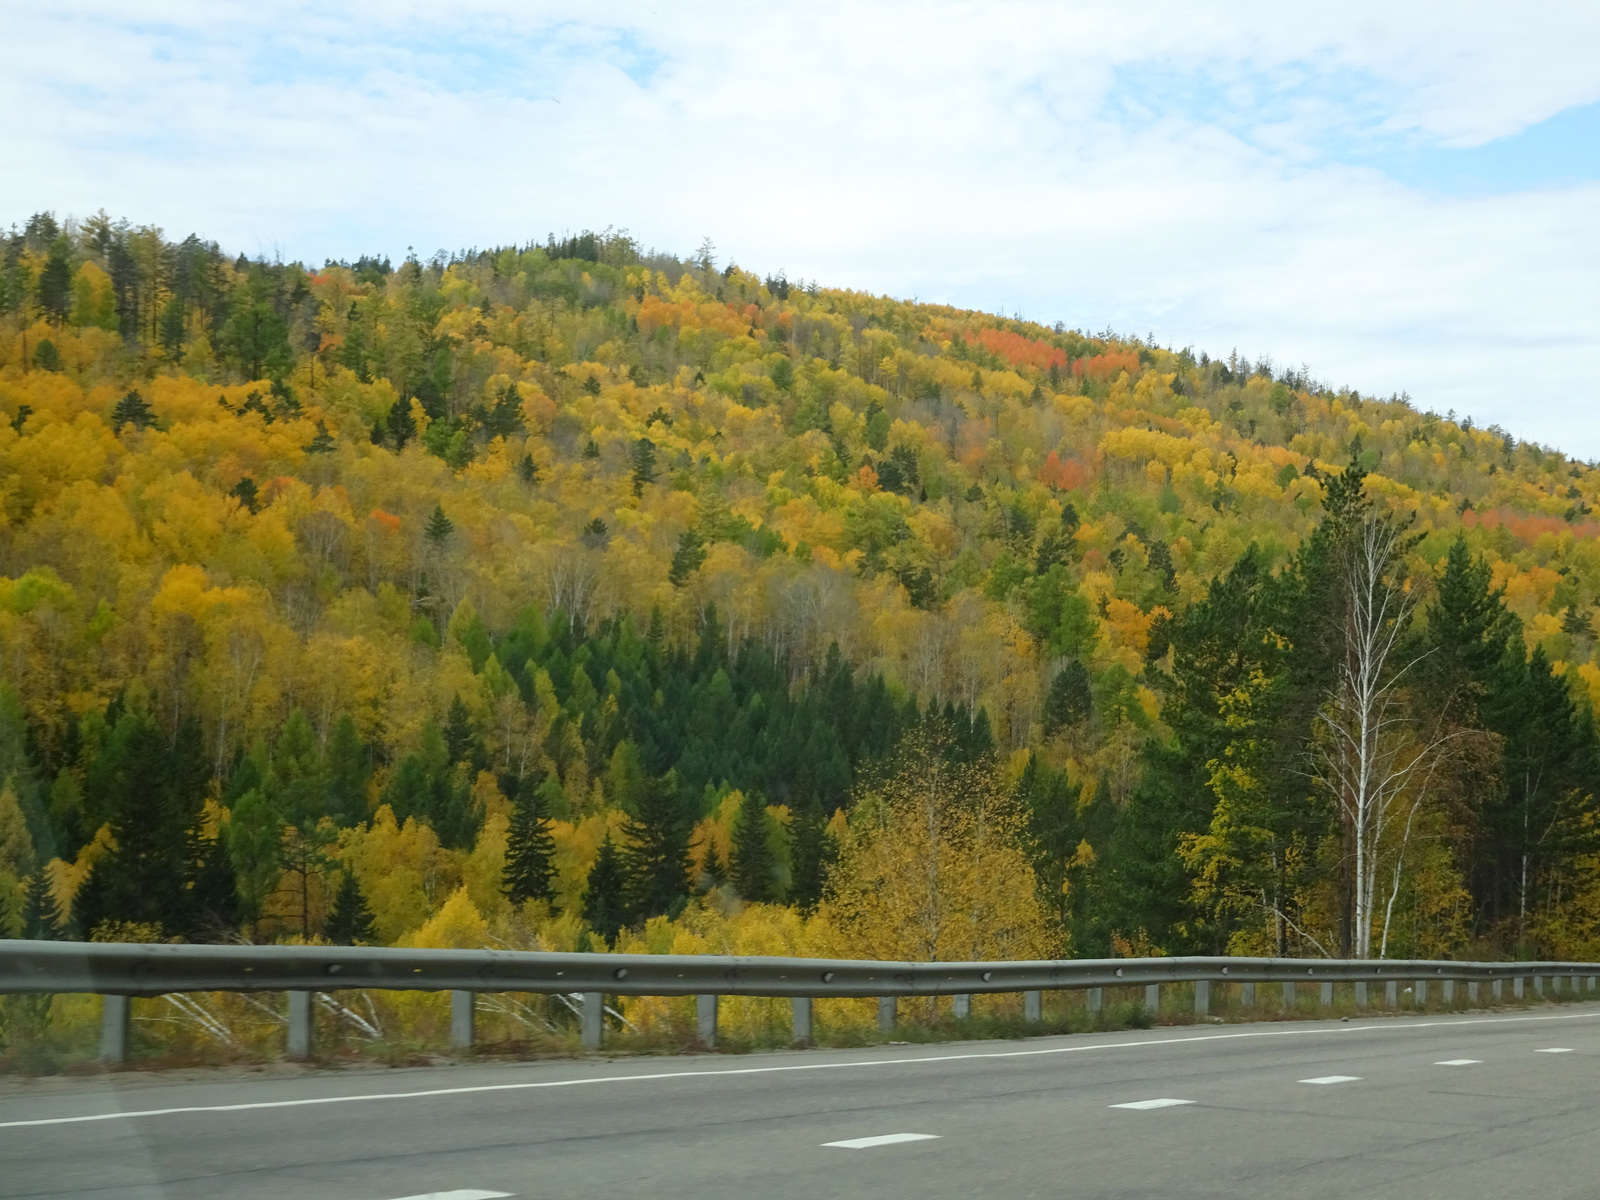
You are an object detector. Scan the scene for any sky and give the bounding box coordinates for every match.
[5,1,1599,454]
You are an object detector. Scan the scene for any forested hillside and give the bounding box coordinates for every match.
[3,211,1599,976]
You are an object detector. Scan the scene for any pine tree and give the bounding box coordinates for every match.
[516,453,538,484]
[730,789,775,902]
[326,870,376,944]
[504,776,556,904]
[425,502,454,545]
[323,713,369,827]
[630,438,657,496]
[37,237,72,322]
[583,834,629,944]
[111,389,154,430]
[624,773,693,920]
[33,340,60,372]
[230,476,259,512]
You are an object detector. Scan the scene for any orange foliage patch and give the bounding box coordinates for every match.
[368,508,401,534]
[963,328,1067,371]
[1462,507,1600,544]
[1073,351,1141,382]
[1039,451,1088,492]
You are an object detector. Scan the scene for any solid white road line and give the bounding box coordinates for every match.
[1435,1059,1482,1066]
[388,1192,512,1200]
[4,1009,1596,1131]
[1299,1076,1361,1084]
[1109,1099,1194,1110]
[1536,1048,1574,1053]
[823,1133,941,1149]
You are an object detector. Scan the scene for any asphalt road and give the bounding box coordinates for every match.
[4,1005,1600,1199]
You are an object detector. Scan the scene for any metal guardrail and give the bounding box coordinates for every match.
[3,940,1596,1063]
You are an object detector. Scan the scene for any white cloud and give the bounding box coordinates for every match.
[4,0,1599,451]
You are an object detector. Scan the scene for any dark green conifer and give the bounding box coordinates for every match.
[583,834,629,944]
[504,776,556,904]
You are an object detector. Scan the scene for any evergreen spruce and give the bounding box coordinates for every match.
[516,453,538,484]
[425,502,454,545]
[504,776,556,904]
[630,438,657,496]
[386,399,416,448]
[326,870,376,944]
[111,389,155,430]
[624,774,694,920]
[304,419,336,454]
[583,834,629,944]
[20,870,58,939]
[668,530,707,587]
[1042,661,1093,733]
[730,789,775,902]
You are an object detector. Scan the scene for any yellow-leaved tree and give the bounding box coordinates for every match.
[821,723,1060,965]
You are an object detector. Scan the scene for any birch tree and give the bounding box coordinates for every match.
[1312,514,1454,958]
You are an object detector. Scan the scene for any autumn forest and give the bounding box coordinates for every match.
[3,210,1600,1043]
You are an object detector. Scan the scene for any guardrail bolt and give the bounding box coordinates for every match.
[287,990,314,1058]
[451,990,475,1051]
[100,994,130,1064]
[581,991,604,1051]
[1194,979,1210,1017]
[952,993,972,1020]
[697,994,719,1048]
[877,996,897,1032]
[791,996,813,1044]
[1144,983,1160,1016]
[1024,989,1042,1024]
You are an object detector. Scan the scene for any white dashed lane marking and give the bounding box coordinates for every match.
[824,1133,941,1149]
[1435,1059,1483,1066]
[387,1191,513,1200]
[1536,1048,1574,1053]
[1299,1075,1361,1085]
[1109,1098,1195,1110]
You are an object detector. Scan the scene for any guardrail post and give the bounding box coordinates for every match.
[791,997,812,1044]
[1086,986,1103,1015]
[1588,976,1595,992]
[1492,978,1502,1001]
[1415,979,1428,1008]
[877,996,896,1031]
[100,994,130,1064]
[1534,976,1545,998]
[1144,983,1160,1014]
[451,990,475,1051]
[287,990,314,1058]
[1320,981,1333,1007]
[1385,980,1397,1007]
[581,991,604,1050]
[1354,981,1368,1008]
[952,993,972,1020]
[1442,980,1455,1005]
[1194,979,1210,1017]
[1468,980,1479,1003]
[697,994,718,1047]
[1282,980,1296,1010]
[1513,976,1523,1000]
[1024,990,1042,1023]
[1241,981,1256,1008]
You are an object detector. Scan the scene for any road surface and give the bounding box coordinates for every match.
[4,1005,1600,1199]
